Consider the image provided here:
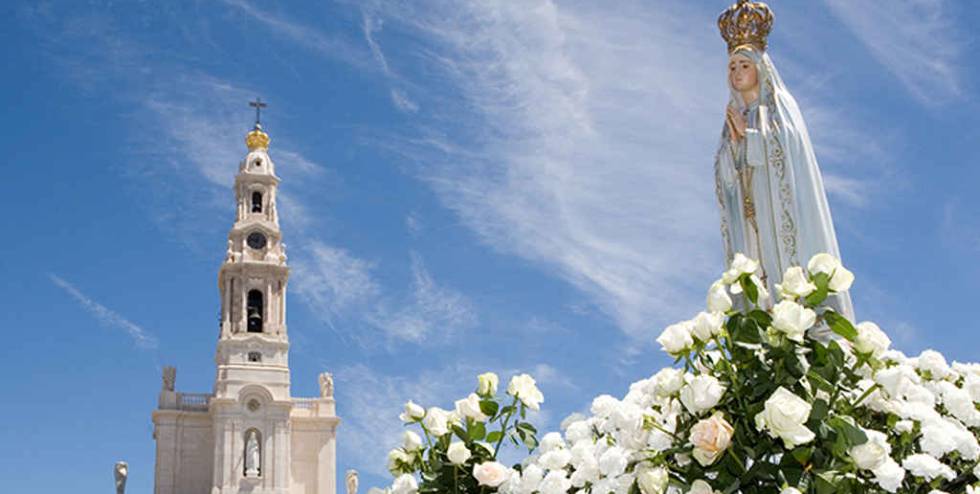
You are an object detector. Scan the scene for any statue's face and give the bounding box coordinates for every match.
[728,53,758,92]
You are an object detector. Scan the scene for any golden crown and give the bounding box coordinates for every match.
[718,0,774,53]
[245,124,270,150]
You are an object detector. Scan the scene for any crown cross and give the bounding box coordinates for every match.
[249,97,267,126]
[718,0,774,53]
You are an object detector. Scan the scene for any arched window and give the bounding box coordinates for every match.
[247,290,264,333]
[251,191,263,213]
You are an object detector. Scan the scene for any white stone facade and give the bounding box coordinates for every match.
[152,124,340,494]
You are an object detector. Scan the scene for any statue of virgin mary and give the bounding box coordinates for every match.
[714,0,854,320]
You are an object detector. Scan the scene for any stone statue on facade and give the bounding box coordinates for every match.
[345,470,359,494]
[114,461,128,494]
[319,372,334,398]
[162,366,176,392]
[245,430,261,477]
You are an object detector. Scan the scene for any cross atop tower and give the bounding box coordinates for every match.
[249,97,267,126]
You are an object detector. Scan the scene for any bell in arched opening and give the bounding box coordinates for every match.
[246,289,264,333]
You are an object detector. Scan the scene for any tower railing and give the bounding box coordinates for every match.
[173,392,211,411]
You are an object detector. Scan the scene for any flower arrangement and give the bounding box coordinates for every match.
[373,254,980,494]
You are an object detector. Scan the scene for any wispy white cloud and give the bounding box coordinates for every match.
[369,252,477,342]
[217,0,371,70]
[822,174,870,208]
[49,274,158,349]
[823,0,964,103]
[293,242,381,333]
[293,245,477,344]
[361,0,728,340]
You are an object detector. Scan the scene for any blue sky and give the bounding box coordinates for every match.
[1,0,978,492]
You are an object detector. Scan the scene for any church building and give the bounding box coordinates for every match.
[151,110,340,494]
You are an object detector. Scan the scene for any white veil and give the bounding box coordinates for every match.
[715,46,854,320]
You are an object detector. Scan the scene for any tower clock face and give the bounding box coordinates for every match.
[246,232,267,250]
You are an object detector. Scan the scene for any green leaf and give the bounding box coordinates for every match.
[740,275,759,305]
[805,272,831,306]
[469,421,486,441]
[790,446,813,465]
[747,309,772,327]
[486,431,503,443]
[451,425,468,442]
[807,370,835,394]
[809,398,829,422]
[828,416,867,447]
[824,311,857,341]
[516,422,537,434]
[479,399,499,418]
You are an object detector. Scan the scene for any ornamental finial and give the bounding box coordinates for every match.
[245,98,270,150]
[718,0,774,53]
[246,124,270,150]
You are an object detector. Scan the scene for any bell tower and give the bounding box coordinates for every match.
[213,113,291,401]
[152,99,339,494]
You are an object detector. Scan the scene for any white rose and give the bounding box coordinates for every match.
[755,387,815,448]
[391,474,418,494]
[964,372,980,402]
[538,448,572,470]
[854,322,891,357]
[402,430,423,451]
[680,375,726,415]
[653,368,685,396]
[917,350,951,379]
[690,412,734,466]
[387,448,412,474]
[707,281,733,312]
[874,365,918,398]
[447,441,471,465]
[507,374,544,410]
[538,470,571,494]
[564,420,592,444]
[423,407,451,436]
[477,372,499,396]
[688,480,719,494]
[807,253,839,275]
[636,466,669,494]
[455,393,489,421]
[849,429,890,470]
[657,321,694,355]
[771,301,816,343]
[871,458,905,493]
[519,464,544,493]
[893,420,914,434]
[901,453,955,481]
[473,461,511,487]
[539,432,566,453]
[400,400,425,423]
[598,446,628,477]
[807,253,853,292]
[691,311,725,342]
[780,488,802,494]
[730,253,759,278]
[776,266,816,299]
[828,265,854,292]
